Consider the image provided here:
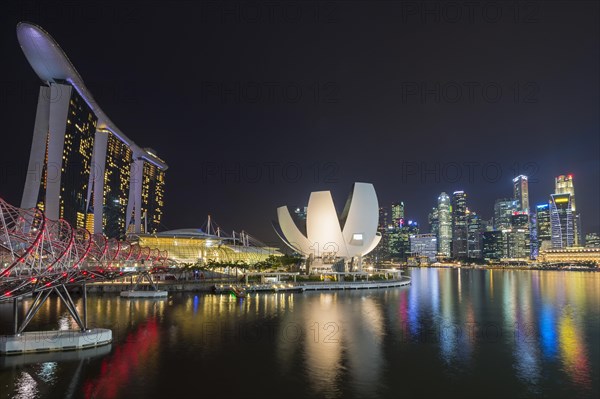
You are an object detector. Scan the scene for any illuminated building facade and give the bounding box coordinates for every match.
[29,86,98,230]
[585,233,599,248]
[409,234,437,262]
[550,193,574,248]
[372,206,390,262]
[391,202,405,226]
[513,175,530,212]
[140,158,166,234]
[388,220,419,262]
[102,132,132,238]
[536,203,552,251]
[506,211,530,259]
[467,210,483,259]
[428,207,439,237]
[555,174,581,246]
[451,191,468,259]
[530,211,538,259]
[437,192,452,257]
[538,247,600,265]
[494,198,518,230]
[136,229,282,265]
[18,23,167,238]
[482,231,505,261]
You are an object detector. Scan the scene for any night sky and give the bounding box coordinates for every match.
[1,1,598,246]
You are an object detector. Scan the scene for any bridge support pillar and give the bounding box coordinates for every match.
[83,282,88,330]
[12,298,18,335]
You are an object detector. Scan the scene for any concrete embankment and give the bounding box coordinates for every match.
[83,277,412,294]
[81,281,218,294]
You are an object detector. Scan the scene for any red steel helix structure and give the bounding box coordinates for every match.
[0,197,168,300]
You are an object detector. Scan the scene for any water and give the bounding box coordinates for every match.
[0,268,598,398]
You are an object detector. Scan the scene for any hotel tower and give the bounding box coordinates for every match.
[17,23,167,238]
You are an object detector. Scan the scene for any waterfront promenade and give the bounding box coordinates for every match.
[82,276,412,294]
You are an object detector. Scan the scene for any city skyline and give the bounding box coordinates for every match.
[0,2,598,399]
[0,2,598,245]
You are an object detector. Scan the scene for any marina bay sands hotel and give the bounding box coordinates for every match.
[17,22,167,238]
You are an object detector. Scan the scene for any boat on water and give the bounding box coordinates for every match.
[213,284,247,298]
[231,286,247,298]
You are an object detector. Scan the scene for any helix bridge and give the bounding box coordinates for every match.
[0,197,168,335]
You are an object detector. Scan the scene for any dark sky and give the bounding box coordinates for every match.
[1,1,598,246]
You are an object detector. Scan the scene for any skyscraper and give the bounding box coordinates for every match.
[530,211,538,259]
[388,219,418,262]
[391,202,405,226]
[555,175,576,208]
[513,175,530,212]
[428,207,439,237]
[18,23,167,238]
[409,234,438,262]
[482,231,506,261]
[451,191,468,259]
[506,211,530,259]
[373,206,390,263]
[378,206,388,229]
[467,210,483,259]
[536,203,552,251]
[437,192,452,258]
[555,174,581,246]
[550,193,574,248]
[493,198,518,230]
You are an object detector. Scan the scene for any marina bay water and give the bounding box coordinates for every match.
[0,268,598,398]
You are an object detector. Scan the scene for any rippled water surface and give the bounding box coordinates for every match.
[0,268,598,398]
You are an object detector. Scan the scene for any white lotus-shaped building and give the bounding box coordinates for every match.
[274,183,381,261]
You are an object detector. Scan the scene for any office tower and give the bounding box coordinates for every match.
[18,23,167,237]
[536,203,552,251]
[373,206,390,263]
[467,210,483,259]
[388,220,418,262]
[585,233,600,248]
[513,175,530,212]
[555,174,581,245]
[506,212,530,259]
[482,231,505,261]
[451,191,468,259]
[493,198,518,230]
[530,212,538,259]
[429,207,439,237]
[410,234,438,262]
[378,206,388,229]
[437,192,452,258]
[391,202,405,226]
[555,175,576,208]
[550,193,574,248]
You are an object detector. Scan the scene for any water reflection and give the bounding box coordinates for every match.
[559,306,592,391]
[14,371,37,399]
[389,268,597,397]
[0,269,598,398]
[83,318,160,398]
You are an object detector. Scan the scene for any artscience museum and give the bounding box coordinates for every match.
[273,182,382,272]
